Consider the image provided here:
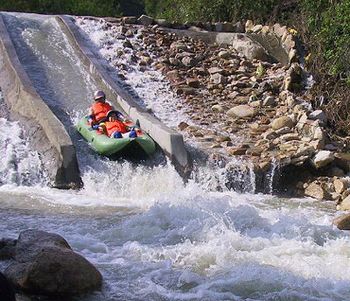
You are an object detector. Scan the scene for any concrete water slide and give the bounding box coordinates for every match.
[0,12,191,188]
[0,13,82,189]
[55,15,191,176]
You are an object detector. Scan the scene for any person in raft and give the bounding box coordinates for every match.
[93,110,137,139]
[87,90,114,126]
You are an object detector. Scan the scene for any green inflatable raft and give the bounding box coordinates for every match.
[76,116,156,158]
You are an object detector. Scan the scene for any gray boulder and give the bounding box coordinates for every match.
[231,34,269,61]
[4,230,102,296]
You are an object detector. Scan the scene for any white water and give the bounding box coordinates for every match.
[0,12,349,301]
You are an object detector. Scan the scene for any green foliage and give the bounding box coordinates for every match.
[301,0,350,79]
[0,0,145,17]
[145,0,278,23]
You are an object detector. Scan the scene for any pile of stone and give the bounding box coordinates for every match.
[85,15,350,206]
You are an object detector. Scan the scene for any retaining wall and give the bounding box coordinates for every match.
[56,15,191,175]
[0,13,82,189]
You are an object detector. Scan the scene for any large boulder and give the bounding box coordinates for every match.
[231,34,270,61]
[4,230,102,296]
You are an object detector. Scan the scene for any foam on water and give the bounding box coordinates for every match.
[0,118,46,186]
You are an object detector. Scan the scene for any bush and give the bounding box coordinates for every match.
[0,0,145,17]
[145,0,279,23]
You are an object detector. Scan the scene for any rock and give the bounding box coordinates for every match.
[227,105,256,118]
[228,146,248,156]
[182,56,196,67]
[155,19,171,27]
[334,178,348,194]
[263,96,276,107]
[166,70,180,82]
[168,57,180,66]
[170,42,188,51]
[335,153,350,173]
[218,50,231,59]
[311,150,334,169]
[188,26,204,32]
[338,195,350,211]
[304,182,326,200]
[309,110,327,123]
[273,23,288,38]
[103,17,120,23]
[14,230,71,263]
[211,105,224,113]
[5,230,102,296]
[137,15,154,26]
[284,63,303,92]
[229,91,239,99]
[0,271,15,301]
[210,73,226,84]
[324,144,338,151]
[0,238,17,260]
[122,16,137,24]
[123,40,133,48]
[245,20,254,32]
[231,34,270,61]
[293,145,315,158]
[251,24,263,33]
[271,116,294,130]
[186,78,200,88]
[233,21,245,33]
[246,147,263,156]
[342,189,350,200]
[333,213,350,230]
[208,67,223,74]
[215,22,234,32]
[178,122,189,131]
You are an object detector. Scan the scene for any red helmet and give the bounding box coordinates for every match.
[94,90,106,101]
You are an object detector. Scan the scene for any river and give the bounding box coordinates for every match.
[0,12,350,301]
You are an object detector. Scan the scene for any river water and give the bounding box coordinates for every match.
[1,12,350,301]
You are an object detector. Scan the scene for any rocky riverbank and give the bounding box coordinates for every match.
[75,15,350,210]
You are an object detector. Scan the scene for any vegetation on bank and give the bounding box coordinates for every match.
[1,0,349,135]
[0,0,144,17]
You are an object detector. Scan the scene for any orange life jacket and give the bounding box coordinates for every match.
[90,102,112,122]
[105,120,128,136]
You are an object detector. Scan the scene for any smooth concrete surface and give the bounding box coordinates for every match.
[56,15,191,175]
[0,13,82,189]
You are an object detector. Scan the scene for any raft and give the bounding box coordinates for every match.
[76,116,156,158]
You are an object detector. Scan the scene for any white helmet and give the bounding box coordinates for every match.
[94,90,106,101]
